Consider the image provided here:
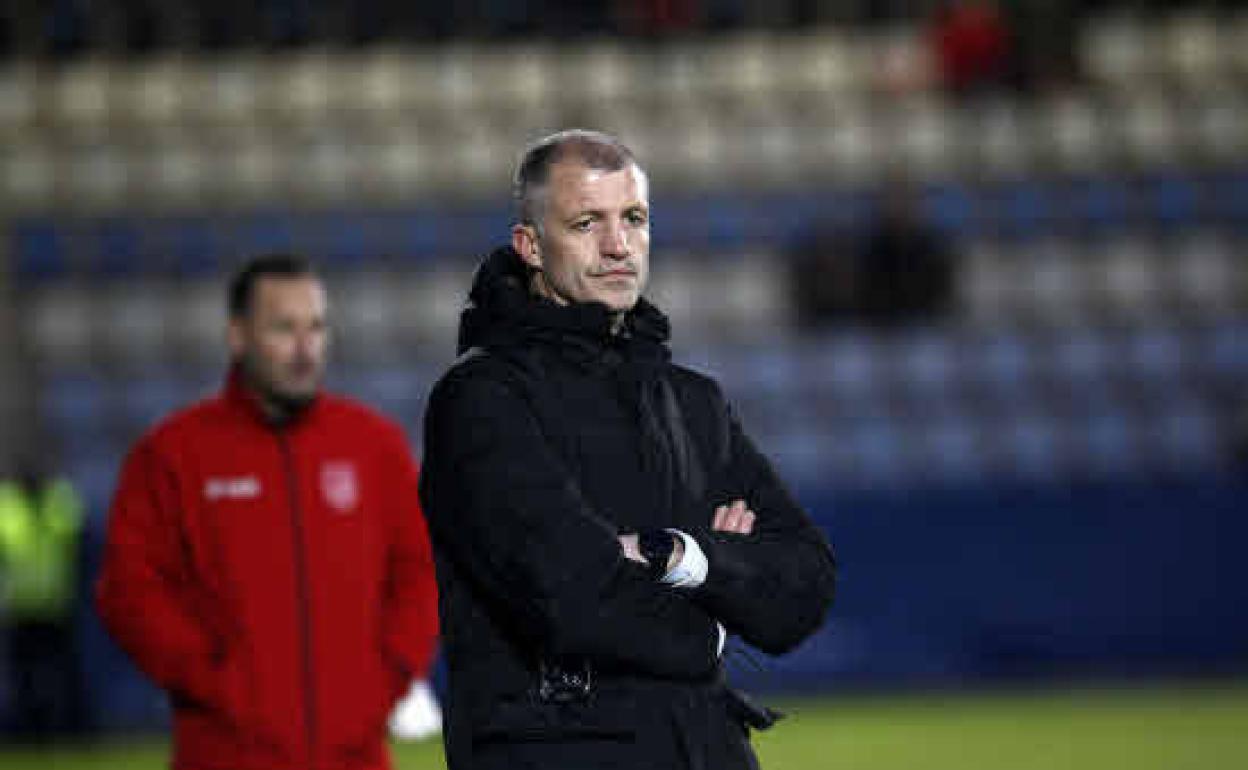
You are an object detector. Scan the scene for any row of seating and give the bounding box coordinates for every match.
[18,226,1247,368]
[1081,11,1248,88]
[9,11,1248,121]
[42,321,1246,516]
[2,91,1244,210]
[10,170,1248,282]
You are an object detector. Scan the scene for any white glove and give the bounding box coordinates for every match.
[388,679,443,741]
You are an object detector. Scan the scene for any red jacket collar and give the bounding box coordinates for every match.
[223,363,323,427]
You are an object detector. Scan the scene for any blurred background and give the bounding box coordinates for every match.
[1,0,1246,766]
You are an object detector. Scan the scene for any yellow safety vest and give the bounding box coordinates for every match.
[0,478,83,622]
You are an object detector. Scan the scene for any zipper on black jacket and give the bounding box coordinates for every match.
[278,432,318,766]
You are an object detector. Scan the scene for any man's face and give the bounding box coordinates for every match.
[227,276,328,406]
[514,160,651,313]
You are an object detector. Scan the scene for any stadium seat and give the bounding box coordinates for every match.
[1,139,57,211]
[28,283,95,366]
[1164,11,1225,88]
[0,64,37,135]
[1023,239,1086,322]
[1079,405,1139,477]
[42,374,113,438]
[1064,177,1130,233]
[1190,89,1248,163]
[12,219,71,283]
[115,373,197,431]
[891,331,958,400]
[1040,94,1110,174]
[1151,396,1219,470]
[993,181,1057,240]
[1173,232,1239,314]
[1117,90,1183,168]
[164,281,228,362]
[963,239,1016,322]
[915,411,984,484]
[1081,14,1159,89]
[89,218,145,279]
[921,181,977,237]
[1101,236,1163,319]
[893,98,957,179]
[96,283,169,363]
[1143,173,1202,229]
[964,100,1031,177]
[1002,411,1064,481]
[331,271,402,360]
[1202,322,1248,379]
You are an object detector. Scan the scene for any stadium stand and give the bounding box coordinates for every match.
[1,5,1246,730]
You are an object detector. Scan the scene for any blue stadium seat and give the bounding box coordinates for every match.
[1143,173,1201,229]
[849,421,906,487]
[1153,397,1219,469]
[1050,329,1113,389]
[975,332,1035,392]
[1083,407,1138,476]
[66,455,123,526]
[816,334,882,403]
[13,219,70,283]
[236,211,300,256]
[314,211,374,268]
[161,217,226,277]
[994,181,1056,240]
[1198,322,1248,380]
[116,375,196,432]
[922,182,978,238]
[90,218,144,278]
[1208,169,1248,225]
[893,332,958,399]
[1064,178,1130,232]
[43,374,112,437]
[919,414,984,484]
[333,366,429,424]
[1003,413,1062,481]
[766,430,834,487]
[1124,328,1185,389]
[391,211,443,262]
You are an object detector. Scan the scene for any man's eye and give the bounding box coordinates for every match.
[627,211,648,226]
[571,220,592,232]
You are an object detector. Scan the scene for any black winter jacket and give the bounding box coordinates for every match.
[419,247,836,770]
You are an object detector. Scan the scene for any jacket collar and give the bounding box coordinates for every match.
[223,363,323,429]
[456,246,671,369]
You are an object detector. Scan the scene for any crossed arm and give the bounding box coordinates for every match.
[618,500,756,569]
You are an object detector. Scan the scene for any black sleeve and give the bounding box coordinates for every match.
[688,391,837,655]
[420,367,721,680]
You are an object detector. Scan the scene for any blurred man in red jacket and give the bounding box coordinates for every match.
[97,254,439,770]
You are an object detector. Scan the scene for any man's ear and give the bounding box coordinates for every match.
[226,317,246,359]
[511,224,541,270]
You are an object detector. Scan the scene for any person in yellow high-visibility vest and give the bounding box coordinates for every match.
[0,467,85,741]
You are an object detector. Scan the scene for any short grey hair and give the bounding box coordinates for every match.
[512,129,639,231]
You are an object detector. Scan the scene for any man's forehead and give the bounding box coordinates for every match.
[548,161,648,204]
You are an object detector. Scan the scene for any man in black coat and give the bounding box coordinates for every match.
[419,129,836,770]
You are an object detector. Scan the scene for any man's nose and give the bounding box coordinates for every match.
[295,330,320,357]
[600,220,630,258]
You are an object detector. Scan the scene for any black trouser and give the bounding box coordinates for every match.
[5,618,86,741]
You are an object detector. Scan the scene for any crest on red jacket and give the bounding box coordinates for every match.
[320,461,358,513]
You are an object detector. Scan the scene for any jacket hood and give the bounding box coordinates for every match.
[456,246,671,364]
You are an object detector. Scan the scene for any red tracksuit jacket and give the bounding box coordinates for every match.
[97,369,439,770]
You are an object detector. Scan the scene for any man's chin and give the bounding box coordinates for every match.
[262,383,320,415]
[597,293,639,314]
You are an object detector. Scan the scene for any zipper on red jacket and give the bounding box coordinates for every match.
[278,432,319,767]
